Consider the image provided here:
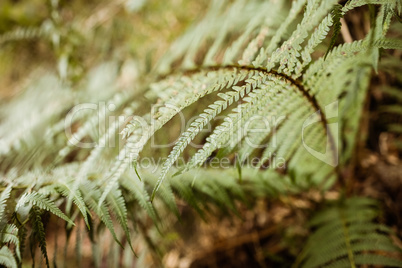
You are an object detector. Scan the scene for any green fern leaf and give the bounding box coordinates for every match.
[55,180,91,229]
[81,182,124,249]
[29,206,50,268]
[0,246,17,268]
[0,224,21,261]
[295,197,402,268]
[120,173,158,223]
[16,192,74,226]
[324,4,343,59]
[152,69,260,200]
[0,185,12,222]
[106,187,136,256]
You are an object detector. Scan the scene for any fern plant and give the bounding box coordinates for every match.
[0,0,401,267]
[294,197,402,268]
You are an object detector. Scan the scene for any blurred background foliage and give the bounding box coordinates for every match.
[0,0,207,97]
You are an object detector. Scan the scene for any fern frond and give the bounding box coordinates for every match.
[253,0,307,66]
[61,93,131,214]
[55,180,91,229]
[1,0,401,266]
[16,192,74,226]
[102,68,242,205]
[304,40,365,89]
[237,92,296,162]
[154,69,260,200]
[120,173,158,223]
[168,76,285,180]
[0,224,21,261]
[29,206,50,268]
[265,0,339,74]
[169,174,206,219]
[106,186,136,255]
[0,246,17,268]
[295,14,333,77]
[295,197,402,268]
[80,181,124,249]
[186,82,275,168]
[0,185,12,222]
[342,0,400,13]
[107,68,249,203]
[168,167,297,212]
[0,26,44,44]
[152,182,180,220]
[374,38,402,50]
[324,4,343,60]
[16,224,26,265]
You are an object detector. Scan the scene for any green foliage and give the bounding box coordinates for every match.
[295,197,402,268]
[0,0,401,267]
[16,192,74,226]
[1,224,21,261]
[0,246,17,268]
[0,185,12,223]
[29,206,49,268]
[378,45,402,149]
[324,4,342,59]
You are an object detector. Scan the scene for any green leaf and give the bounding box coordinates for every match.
[30,206,50,268]
[56,180,91,229]
[0,185,12,222]
[0,246,17,268]
[324,4,343,59]
[295,197,402,268]
[106,187,137,256]
[16,192,74,226]
[0,224,21,261]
